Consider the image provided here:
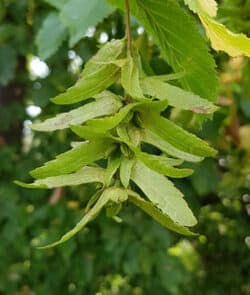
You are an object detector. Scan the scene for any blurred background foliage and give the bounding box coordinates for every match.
[0,0,249,294]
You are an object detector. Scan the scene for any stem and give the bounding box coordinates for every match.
[125,0,132,56]
[124,0,132,104]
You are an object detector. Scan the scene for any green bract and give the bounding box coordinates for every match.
[17,34,218,247]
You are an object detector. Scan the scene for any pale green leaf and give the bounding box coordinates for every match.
[147,71,186,82]
[121,53,144,99]
[87,103,138,132]
[38,188,113,249]
[15,166,106,189]
[105,153,121,186]
[30,139,115,179]
[31,91,122,132]
[70,125,112,140]
[183,0,218,17]
[142,129,203,163]
[51,39,125,105]
[87,99,168,133]
[200,15,250,57]
[140,112,217,158]
[36,13,66,60]
[135,151,193,178]
[127,190,196,235]
[131,161,197,226]
[141,77,217,113]
[119,156,135,188]
[60,0,114,46]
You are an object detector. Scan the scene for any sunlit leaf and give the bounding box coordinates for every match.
[183,0,218,17]
[200,15,250,57]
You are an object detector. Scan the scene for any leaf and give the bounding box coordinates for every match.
[140,112,217,158]
[87,99,168,133]
[135,151,193,178]
[60,0,114,46]
[121,53,144,99]
[70,125,112,140]
[31,91,122,132]
[105,153,121,186]
[38,188,113,249]
[127,190,196,235]
[119,156,134,188]
[131,161,197,226]
[141,77,217,113]
[183,0,218,17]
[109,0,218,101]
[35,13,66,60]
[15,167,106,189]
[142,129,203,162]
[30,139,116,179]
[200,15,250,57]
[148,71,186,82]
[87,103,138,132]
[51,39,125,105]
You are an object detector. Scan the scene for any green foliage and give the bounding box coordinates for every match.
[1,0,250,294]
[109,0,219,101]
[18,29,220,245]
